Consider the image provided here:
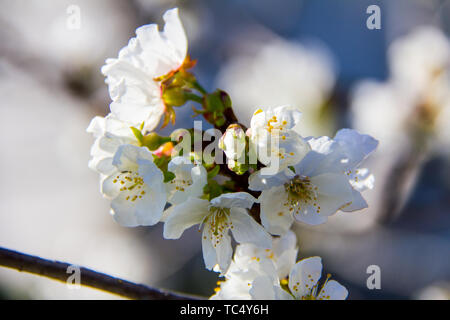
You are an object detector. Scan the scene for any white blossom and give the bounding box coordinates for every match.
[250,128,377,235]
[219,124,247,173]
[281,257,348,300]
[101,8,187,132]
[352,26,450,153]
[166,156,207,205]
[212,239,347,300]
[389,26,450,99]
[87,114,139,177]
[101,144,166,227]
[163,192,272,272]
[211,231,298,300]
[248,106,310,173]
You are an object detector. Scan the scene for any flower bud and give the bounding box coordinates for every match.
[162,87,189,107]
[141,132,171,151]
[219,124,248,174]
[153,142,174,158]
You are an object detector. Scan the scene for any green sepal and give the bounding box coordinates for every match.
[203,90,225,113]
[203,180,223,201]
[141,132,171,151]
[163,171,176,183]
[130,126,144,144]
[207,165,221,179]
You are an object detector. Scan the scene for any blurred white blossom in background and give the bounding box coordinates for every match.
[0,62,155,299]
[349,26,450,225]
[415,282,450,300]
[216,35,336,137]
[0,0,134,70]
[352,26,450,155]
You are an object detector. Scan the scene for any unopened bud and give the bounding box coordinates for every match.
[142,132,170,151]
[153,142,174,158]
[219,124,247,173]
[162,87,189,107]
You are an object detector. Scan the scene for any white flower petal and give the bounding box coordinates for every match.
[311,173,353,199]
[166,157,207,205]
[272,105,302,129]
[112,144,152,172]
[110,184,165,227]
[161,8,187,66]
[272,231,299,279]
[250,276,278,300]
[211,192,257,209]
[101,174,120,199]
[293,205,328,225]
[163,198,209,239]
[86,116,106,137]
[248,167,294,191]
[259,187,294,235]
[202,223,233,272]
[340,188,368,212]
[350,168,375,192]
[318,280,348,300]
[294,149,336,177]
[102,8,187,131]
[202,225,218,271]
[289,257,322,299]
[230,208,272,249]
[334,128,379,170]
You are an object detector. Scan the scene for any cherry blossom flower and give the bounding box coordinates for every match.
[211,231,298,300]
[101,8,189,132]
[248,106,310,173]
[101,144,166,227]
[219,124,248,173]
[165,156,207,205]
[163,192,272,272]
[87,114,139,177]
[212,234,347,300]
[252,257,348,300]
[250,128,377,235]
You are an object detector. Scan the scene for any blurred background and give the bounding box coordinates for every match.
[0,0,449,299]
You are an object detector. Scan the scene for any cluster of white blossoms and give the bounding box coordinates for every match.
[88,8,378,300]
[211,232,348,300]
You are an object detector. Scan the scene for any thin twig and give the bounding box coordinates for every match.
[0,247,205,300]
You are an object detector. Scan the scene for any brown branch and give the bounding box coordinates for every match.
[0,247,205,300]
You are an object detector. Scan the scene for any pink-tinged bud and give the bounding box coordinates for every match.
[153,142,174,158]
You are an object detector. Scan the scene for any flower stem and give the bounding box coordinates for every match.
[192,80,207,95]
[185,92,204,104]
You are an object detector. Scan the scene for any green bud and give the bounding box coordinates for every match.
[215,116,226,127]
[231,161,249,175]
[219,90,232,109]
[204,90,225,112]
